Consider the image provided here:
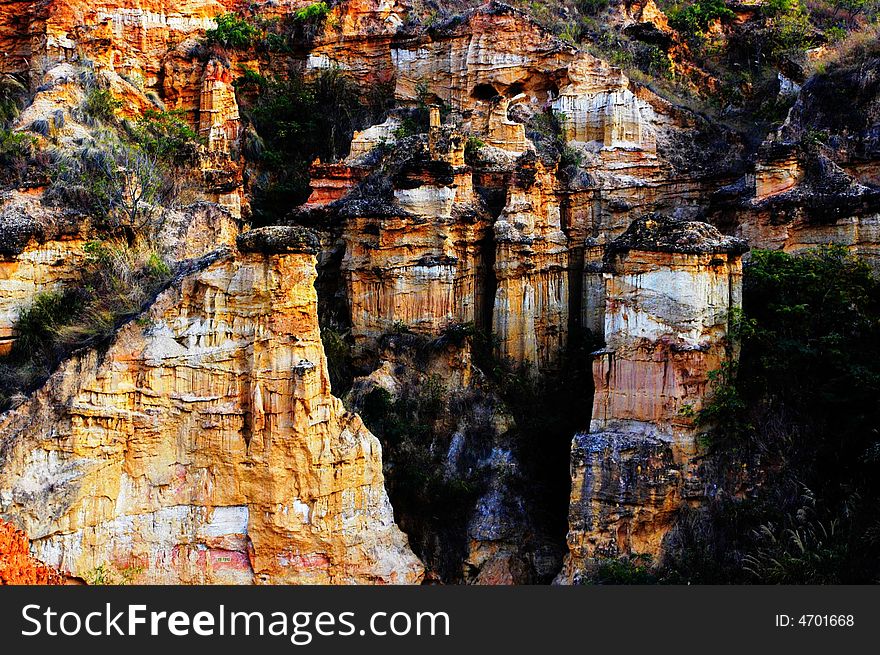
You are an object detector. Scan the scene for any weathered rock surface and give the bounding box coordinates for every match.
[0,193,88,356]
[0,232,422,584]
[710,53,880,269]
[2,0,879,585]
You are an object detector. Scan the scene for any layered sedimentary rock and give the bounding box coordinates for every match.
[339,129,492,356]
[199,58,240,153]
[559,217,746,582]
[711,52,880,269]
[0,1,33,75]
[0,197,238,357]
[2,0,878,586]
[0,193,88,356]
[34,0,239,88]
[492,156,569,368]
[0,228,422,584]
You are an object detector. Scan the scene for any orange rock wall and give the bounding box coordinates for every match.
[0,519,64,584]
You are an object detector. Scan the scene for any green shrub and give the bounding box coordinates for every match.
[825,25,848,43]
[133,109,201,163]
[525,110,585,170]
[768,1,813,59]
[0,127,36,163]
[321,321,354,394]
[359,373,487,580]
[206,13,261,49]
[464,136,486,160]
[84,563,143,585]
[82,88,122,122]
[236,67,388,223]
[293,1,331,23]
[634,42,674,78]
[392,113,427,139]
[583,555,658,584]
[559,144,584,168]
[10,291,81,364]
[668,0,735,37]
[665,246,880,583]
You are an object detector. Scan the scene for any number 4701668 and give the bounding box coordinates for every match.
[798,615,854,627]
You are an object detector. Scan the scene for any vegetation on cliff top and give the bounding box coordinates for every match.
[206,3,332,52]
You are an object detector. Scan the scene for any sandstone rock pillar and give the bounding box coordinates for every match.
[559,216,746,581]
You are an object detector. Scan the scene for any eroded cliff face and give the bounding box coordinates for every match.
[297,3,744,375]
[2,0,879,584]
[0,228,422,584]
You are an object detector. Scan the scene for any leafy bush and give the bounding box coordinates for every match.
[205,13,261,49]
[84,563,143,585]
[464,135,486,158]
[581,555,658,584]
[133,109,201,164]
[0,128,36,164]
[321,321,354,394]
[767,1,814,59]
[8,291,81,365]
[559,144,584,168]
[235,67,389,222]
[49,136,168,240]
[668,0,735,37]
[525,110,587,171]
[633,42,674,78]
[661,246,880,583]
[700,247,880,464]
[293,1,331,23]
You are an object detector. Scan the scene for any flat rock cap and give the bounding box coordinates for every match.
[236,226,320,255]
[609,214,748,255]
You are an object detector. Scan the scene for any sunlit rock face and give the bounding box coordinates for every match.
[339,130,493,357]
[492,157,569,369]
[30,0,238,86]
[0,193,88,357]
[8,0,249,210]
[716,150,880,271]
[3,0,878,586]
[0,198,238,358]
[0,228,423,584]
[391,2,662,160]
[558,217,746,582]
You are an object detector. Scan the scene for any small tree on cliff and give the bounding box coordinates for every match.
[50,135,167,243]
